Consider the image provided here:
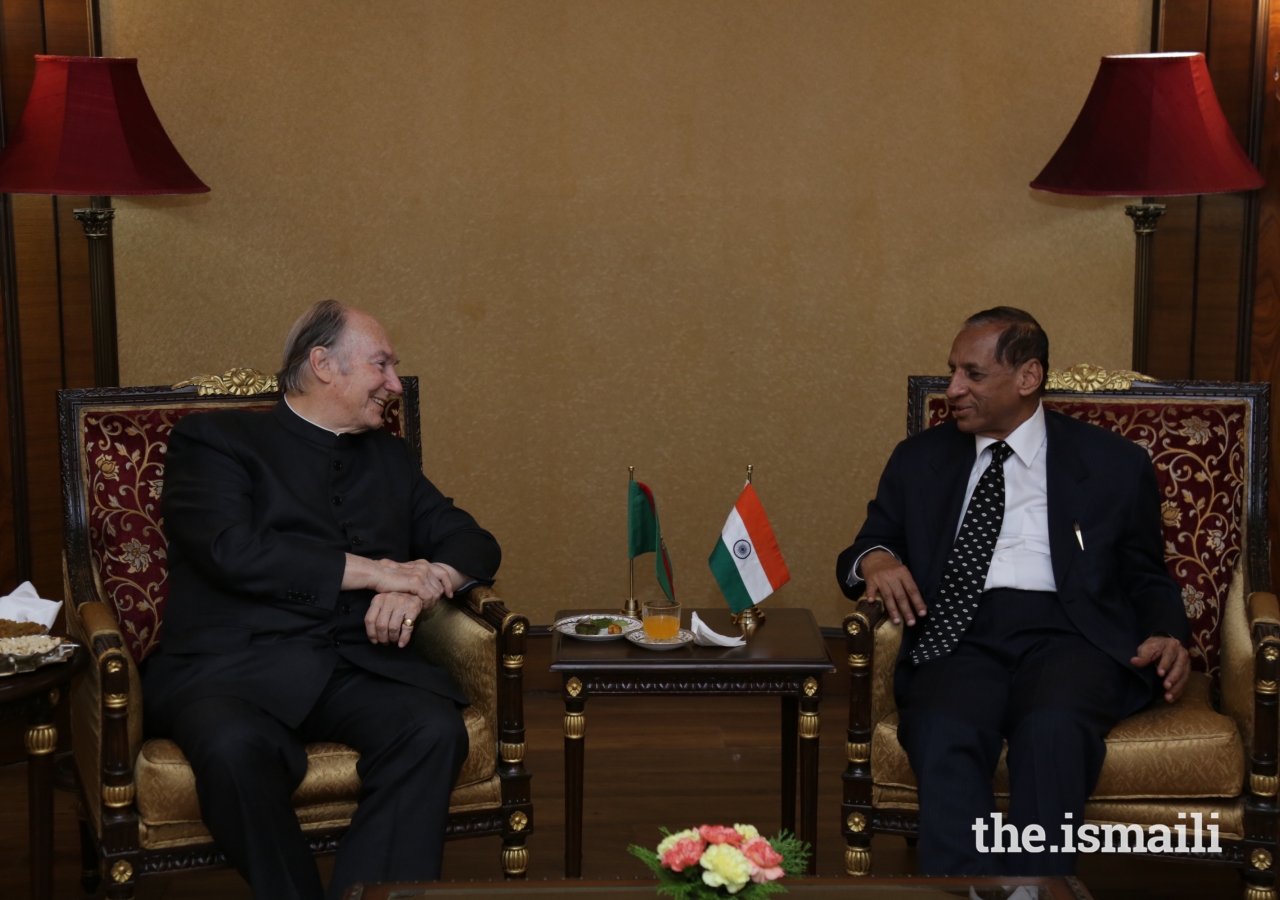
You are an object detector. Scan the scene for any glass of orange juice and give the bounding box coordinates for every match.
[642,600,681,640]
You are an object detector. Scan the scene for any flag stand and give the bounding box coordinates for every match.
[622,466,640,619]
[730,464,766,635]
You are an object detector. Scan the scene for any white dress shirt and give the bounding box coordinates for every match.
[965,402,1056,592]
[847,402,1057,593]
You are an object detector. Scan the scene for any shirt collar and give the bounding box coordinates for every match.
[975,401,1045,468]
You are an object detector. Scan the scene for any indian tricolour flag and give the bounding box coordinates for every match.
[708,483,790,613]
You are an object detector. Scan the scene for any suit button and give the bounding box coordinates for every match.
[332,495,342,505]
[332,638,340,648]
[341,604,351,614]
[333,460,344,471]
[351,536,362,546]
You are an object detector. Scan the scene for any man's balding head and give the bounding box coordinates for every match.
[278,301,402,433]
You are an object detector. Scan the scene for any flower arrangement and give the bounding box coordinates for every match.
[629,824,810,898]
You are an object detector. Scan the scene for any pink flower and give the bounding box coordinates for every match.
[742,837,785,884]
[659,837,705,872]
[742,837,783,867]
[699,824,744,846]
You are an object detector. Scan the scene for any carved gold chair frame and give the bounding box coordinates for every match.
[841,365,1277,900]
[58,370,532,898]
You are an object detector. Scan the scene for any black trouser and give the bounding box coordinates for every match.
[896,588,1129,877]
[168,662,469,900]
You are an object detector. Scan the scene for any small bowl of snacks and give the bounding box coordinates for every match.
[553,614,643,641]
[0,619,77,677]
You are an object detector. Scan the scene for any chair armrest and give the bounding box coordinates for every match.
[410,586,530,770]
[844,600,887,765]
[1247,591,1280,800]
[64,598,142,836]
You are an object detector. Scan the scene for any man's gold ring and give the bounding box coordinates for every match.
[403,617,416,629]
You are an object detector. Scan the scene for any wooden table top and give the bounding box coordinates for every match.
[345,875,1093,899]
[0,644,86,710]
[549,607,834,676]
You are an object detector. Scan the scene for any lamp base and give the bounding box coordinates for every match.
[73,198,119,387]
[1125,203,1165,375]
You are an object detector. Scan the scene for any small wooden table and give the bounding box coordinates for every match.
[345,875,1095,898]
[0,645,87,900]
[550,607,835,878]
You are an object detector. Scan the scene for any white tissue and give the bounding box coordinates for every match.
[690,612,746,647]
[0,581,62,630]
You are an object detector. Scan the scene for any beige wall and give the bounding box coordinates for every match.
[103,1,1148,625]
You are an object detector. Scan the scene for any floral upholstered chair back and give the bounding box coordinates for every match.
[910,366,1270,682]
[59,370,418,665]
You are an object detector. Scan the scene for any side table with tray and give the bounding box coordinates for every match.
[0,636,87,900]
[550,606,834,878]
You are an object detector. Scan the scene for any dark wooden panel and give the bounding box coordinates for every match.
[1160,0,1211,53]
[12,193,63,600]
[0,0,44,140]
[1209,0,1262,144]
[0,231,14,594]
[1193,192,1248,379]
[1250,3,1280,592]
[40,0,89,56]
[1148,197,1199,378]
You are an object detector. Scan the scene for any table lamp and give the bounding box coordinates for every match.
[1030,52,1263,373]
[0,55,209,386]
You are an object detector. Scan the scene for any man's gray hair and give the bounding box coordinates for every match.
[278,300,349,393]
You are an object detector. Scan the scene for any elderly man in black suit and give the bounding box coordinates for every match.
[143,300,500,900]
[837,307,1190,876]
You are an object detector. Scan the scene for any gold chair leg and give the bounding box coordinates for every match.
[845,840,871,876]
[502,841,528,878]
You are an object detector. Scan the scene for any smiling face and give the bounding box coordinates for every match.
[314,311,403,433]
[946,323,1042,438]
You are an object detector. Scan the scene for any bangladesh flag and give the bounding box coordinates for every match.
[708,483,790,613]
[628,481,675,601]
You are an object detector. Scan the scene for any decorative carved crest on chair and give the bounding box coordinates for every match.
[1046,363,1157,392]
[172,367,278,396]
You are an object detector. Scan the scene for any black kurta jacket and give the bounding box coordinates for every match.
[836,410,1190,718]
[143,400,501,730]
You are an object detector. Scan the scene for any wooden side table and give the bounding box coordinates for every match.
[0,645,87,900]
[550,607,834,878]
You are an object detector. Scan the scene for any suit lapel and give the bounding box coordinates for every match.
[926,425,976,596]
[1045,411,1090,591]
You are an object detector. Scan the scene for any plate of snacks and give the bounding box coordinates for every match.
[553,615,642,641]
[0,619,77,677]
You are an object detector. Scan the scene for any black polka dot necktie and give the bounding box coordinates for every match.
[910,441,1014,666]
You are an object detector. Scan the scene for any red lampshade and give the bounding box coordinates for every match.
[1031,52,1262,197]
[0,55,208,195]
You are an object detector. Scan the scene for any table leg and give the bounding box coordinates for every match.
[780,695,798,835]
[799,691,820,875]
[26,690,59,900]
[563,678,586,878]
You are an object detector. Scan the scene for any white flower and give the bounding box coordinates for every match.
[700,843,752,894]
[1182,584,1205,619]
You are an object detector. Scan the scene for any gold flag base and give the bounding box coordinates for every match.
[621,596,641,619]
[732,605,766,637]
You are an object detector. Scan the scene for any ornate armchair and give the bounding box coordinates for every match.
[841,366,1277,899]
[57,370,532,899]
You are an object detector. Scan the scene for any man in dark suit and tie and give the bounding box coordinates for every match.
[836,307,1190,876]
[143,300,501,900]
